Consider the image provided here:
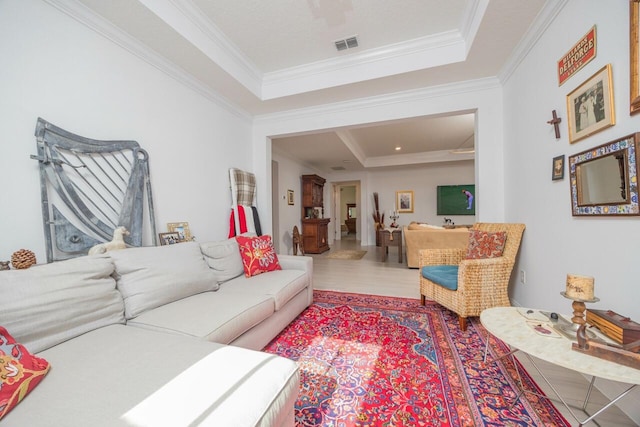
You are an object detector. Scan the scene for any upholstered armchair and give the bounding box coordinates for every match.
[419,223,525,331]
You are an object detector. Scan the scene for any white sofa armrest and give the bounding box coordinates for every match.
[277,254,313,275]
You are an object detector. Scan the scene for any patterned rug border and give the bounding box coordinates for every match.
[268,289,571,427]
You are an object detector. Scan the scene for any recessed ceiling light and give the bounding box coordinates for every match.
[395,146,401,151]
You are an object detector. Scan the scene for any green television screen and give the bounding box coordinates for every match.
[437,185,475,215]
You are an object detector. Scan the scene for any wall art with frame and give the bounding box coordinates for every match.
[630,1,640,115]
[552,155,565,181]
[395,190,414,213]
[566,64,615,144]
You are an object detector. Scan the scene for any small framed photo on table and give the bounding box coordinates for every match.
[159,232,180,246]
[167,222,192,242]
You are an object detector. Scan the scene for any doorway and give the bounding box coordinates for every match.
[333,181,360,242]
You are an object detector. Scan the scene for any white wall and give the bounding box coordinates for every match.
[0,0,252,261]
[503,0,640,418]
[271,151,309,253]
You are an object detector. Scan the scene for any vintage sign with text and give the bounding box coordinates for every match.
[558,26,597,86]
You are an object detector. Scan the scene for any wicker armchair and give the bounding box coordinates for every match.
[419,223,525,331]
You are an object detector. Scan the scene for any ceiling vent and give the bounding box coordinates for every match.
[335,35,358,51]
[331,166,346,171]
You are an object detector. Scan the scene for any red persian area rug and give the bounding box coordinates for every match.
[263,291,570,427]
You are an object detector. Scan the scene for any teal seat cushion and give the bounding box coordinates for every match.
[421,265,459,291]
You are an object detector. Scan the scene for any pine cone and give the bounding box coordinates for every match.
[11,249,37,269]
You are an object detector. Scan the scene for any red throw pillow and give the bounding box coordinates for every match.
[235,235,282,277]
[465,230,507,259]
[0,327,50,420]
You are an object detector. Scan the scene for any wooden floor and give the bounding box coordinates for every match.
[305,235,639,427]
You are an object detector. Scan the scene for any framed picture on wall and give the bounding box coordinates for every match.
[287,190,294,205]
[566,64,615,143]
[552,155,565,181]
[631,1,640,115]
[396,190,414,213]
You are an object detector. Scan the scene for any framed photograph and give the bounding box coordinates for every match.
[566,64,615,144]
[396,190,414,213]
[552,155,565,181]
[287,189,294,205]
[631,2,640,115]
[167,222,191,242]
[437,185,475,215]
[159,232,180,246]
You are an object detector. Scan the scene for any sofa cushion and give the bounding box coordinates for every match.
[1,325,299,427]
[236,235,282,277]
[220,269,309,311]
[421,265,459,290]
[0,327,50,420]
[127,291,275,344]
[109,242,219,319]
[200,238,245,283]
[465,230,507,259]
[0,256,124,353]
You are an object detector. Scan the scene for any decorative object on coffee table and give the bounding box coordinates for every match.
[0,261,10,271]
[586,309,640,345]
[558,274,599,337]
[11,249,37,269]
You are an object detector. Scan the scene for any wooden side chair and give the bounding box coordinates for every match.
[419,222,525,331]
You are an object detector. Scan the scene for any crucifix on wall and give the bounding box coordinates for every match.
[547,110,562,139]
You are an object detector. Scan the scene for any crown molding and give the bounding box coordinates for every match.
[43,0,251,121]
[256,76,499,127]
[499,0,569,84]
[459,0,489,56]
[143,0,263,96]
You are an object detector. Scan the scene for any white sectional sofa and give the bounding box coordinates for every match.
[0,238,313,426]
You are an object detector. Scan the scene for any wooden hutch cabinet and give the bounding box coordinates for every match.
[301,174,330,254]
